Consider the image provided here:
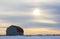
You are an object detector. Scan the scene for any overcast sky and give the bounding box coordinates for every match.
[0,0,60,30]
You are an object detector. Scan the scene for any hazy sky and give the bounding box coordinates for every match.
[0,0,60,35]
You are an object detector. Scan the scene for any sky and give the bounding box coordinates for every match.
[0,0,60,35]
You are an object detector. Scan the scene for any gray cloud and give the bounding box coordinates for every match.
[23,22,60,29]
[0,15,33,23]
[0,0,60,29]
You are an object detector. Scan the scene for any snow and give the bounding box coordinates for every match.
[0,36,60,39]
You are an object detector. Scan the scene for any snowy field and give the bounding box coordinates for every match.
[0,36,60,39]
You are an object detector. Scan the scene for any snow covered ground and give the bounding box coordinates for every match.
[0,36,60,39]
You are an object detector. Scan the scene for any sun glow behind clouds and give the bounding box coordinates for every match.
[33,8,41,16]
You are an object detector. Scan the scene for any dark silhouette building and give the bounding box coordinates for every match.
[6,25,24,36]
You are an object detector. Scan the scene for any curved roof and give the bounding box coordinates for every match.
[8,25,24,33]
[6,25,24,35]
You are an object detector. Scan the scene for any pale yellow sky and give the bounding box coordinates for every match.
[24,28,60,35]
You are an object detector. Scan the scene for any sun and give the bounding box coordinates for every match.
[33,8,40,16]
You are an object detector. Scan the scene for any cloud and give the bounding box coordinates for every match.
[0,0,60,4]
[0,0,60,29]
[0,15,33,23]
[31,19,57,24]
[0,20,18,27]
[23,22,60,29]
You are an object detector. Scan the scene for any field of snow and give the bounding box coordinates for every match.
[0,36,60,39]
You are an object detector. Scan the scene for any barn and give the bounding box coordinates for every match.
[6,25,24,36]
